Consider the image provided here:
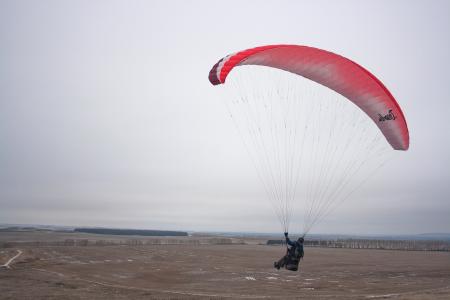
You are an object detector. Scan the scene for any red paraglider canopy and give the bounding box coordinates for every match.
[209,45,409,151]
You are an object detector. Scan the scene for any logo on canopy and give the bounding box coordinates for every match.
[378,109,396,122]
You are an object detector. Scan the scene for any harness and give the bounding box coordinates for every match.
[285,242,303,271]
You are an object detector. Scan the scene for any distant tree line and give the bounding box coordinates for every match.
[74,228,188,237]
[266,239,450,251]
[267,239,286,245]
[0,227,48,232]
[0,237,240,248]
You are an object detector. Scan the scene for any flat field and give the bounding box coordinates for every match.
[1,232,449,299]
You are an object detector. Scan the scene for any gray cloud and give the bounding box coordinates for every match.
[1,0,449,234]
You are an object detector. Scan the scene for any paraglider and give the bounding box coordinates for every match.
[208,45,409,271]
[274,232,304,271]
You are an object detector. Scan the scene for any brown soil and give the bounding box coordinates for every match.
[1,234,449,299]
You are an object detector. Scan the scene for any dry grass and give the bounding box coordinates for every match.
[1,231,449,299]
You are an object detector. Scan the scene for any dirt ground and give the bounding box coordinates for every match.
[1,235,450,299]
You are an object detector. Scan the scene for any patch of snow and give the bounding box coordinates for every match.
[366,294,398,299]
[389,273,406,279]
[245,276,256,281]
[186,270,208,275]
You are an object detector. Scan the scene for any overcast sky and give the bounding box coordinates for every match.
[1,0,449,234]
